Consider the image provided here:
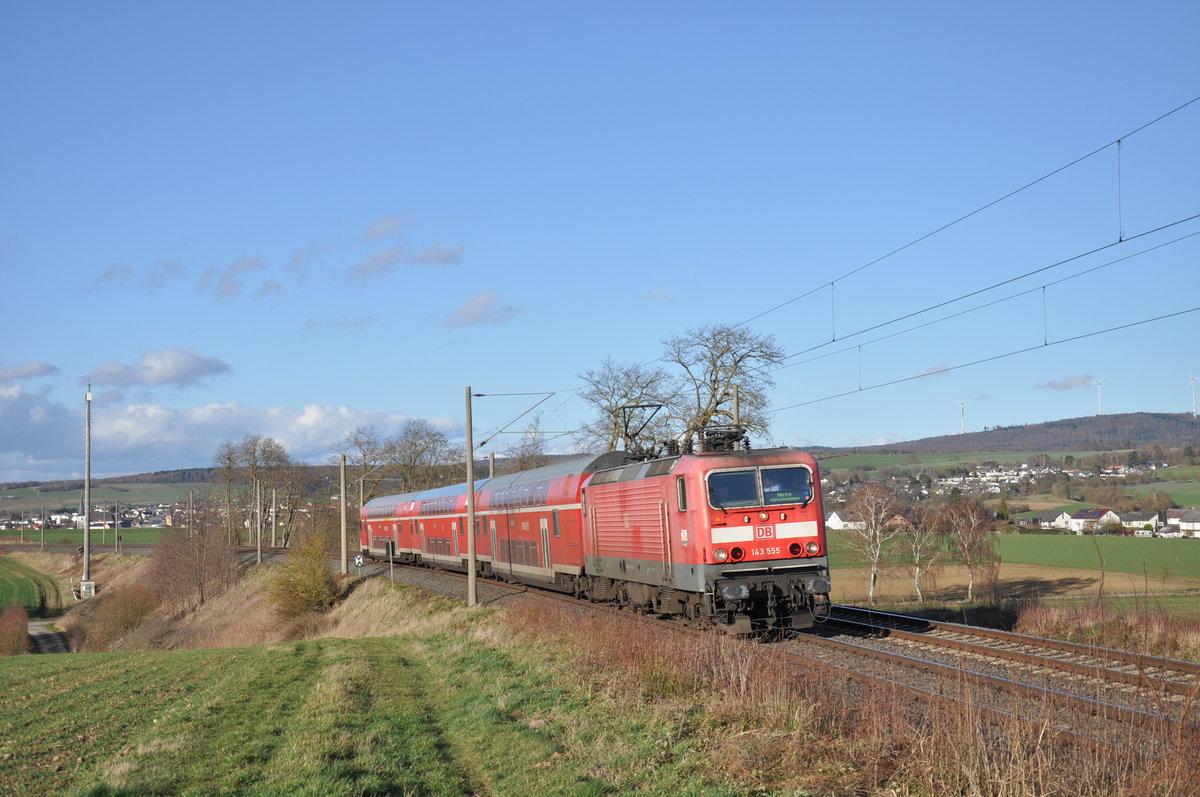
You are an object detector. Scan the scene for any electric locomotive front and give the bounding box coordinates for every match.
[581,448,831,633]
[689,450,831,632]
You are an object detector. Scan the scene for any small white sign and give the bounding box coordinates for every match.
[354,555,364,568]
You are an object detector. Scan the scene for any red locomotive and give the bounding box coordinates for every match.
[361,442,831,632]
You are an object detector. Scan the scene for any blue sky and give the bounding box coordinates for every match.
[2,2,1198,481]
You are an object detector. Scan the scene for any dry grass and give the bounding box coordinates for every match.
[1015,600,1200,662]
[0,606,33,655]
[502,599,1200,796]
[834,562,1200,604]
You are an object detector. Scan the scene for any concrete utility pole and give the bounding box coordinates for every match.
[255,479,262,565]
[81,385,94,597]
[465,386,477,607]
[340,454,348,574]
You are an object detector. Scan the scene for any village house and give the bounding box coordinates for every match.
[1179,509,1200,538]
[1068,507,1121,534]
[825,511,866,531]
[1122,510,1162,536]
[1014,509,1071,531]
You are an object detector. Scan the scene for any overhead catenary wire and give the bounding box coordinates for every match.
[767,305,1200,416]
[735,94,1200,330]
[756,221,1200,376]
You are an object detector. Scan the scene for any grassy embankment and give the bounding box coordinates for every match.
[0,554,70,616]
[4,571,1198,796]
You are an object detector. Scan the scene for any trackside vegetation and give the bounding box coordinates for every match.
[3,577,1199,795]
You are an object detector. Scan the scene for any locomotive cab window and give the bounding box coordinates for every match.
[761,466,812,506]
[707,470,759,509]
[707,466,813,509]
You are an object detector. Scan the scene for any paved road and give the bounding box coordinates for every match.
[27,619,69,654]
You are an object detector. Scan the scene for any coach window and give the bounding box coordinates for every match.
[676,477,688,512]
[552,509,560,538]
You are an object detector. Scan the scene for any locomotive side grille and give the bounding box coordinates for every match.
[590,482,666,558]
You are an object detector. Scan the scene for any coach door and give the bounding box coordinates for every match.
[539,517,551,571]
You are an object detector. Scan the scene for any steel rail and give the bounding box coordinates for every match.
[823,613,1200,700]
[831,604,1200,680]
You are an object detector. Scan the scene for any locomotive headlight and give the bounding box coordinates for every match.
[759,512,769,521]
[713,547,729,562]
[805,541,820,554]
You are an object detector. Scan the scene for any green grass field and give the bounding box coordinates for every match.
[828,530,1200,581]
[0,555,69,615]
[996,534,1200,580]
[0,593,748,796]
[0,559,40,612]
[0,528,166,546]
[1126,479,1200,507]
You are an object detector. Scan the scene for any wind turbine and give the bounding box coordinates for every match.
[1090,377,1107,417]
[955,398,969,434]
[1189,371,1198,419]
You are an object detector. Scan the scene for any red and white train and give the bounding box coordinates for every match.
[360,445,831,632]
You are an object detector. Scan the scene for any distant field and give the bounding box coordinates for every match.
[0,482,203,512]
[829,530,1200,581]
[1126,480,1200,507]
[0,528,166,546]
[997,535,1200,580]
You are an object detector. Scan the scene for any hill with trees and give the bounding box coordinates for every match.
[829,412,1200,455]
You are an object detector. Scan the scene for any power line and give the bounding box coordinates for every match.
[769,214,1200,369]
[736,94,1200,329]
[768,305,1200,415]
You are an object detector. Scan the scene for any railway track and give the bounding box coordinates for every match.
[780,604,1200,755]
[820,605,1200,702]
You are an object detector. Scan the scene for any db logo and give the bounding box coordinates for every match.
[754,525,775,540]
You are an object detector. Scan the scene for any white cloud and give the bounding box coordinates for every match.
[1036,374,1092,391]
[198,256,266,299]
[0,361,61,384]
[0,390,460,481]
[363,212,410,242]
[88,349,231,388]
[95,264,135,288]
[144,260,185,291]
[445,290,520,328]
[350,242,464,280]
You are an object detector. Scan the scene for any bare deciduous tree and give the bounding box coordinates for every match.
[842,483,903,606]
[576,358,677,452]
[388,419,454,492]
[661,323,784,442]
[501,418,548,474]
[904,503,944,603]
[939,497,997,603]
[148,494,237,614]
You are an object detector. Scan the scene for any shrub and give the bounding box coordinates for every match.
[83,584,161,651]
[0,606,33,655]
[267,534,337,621]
